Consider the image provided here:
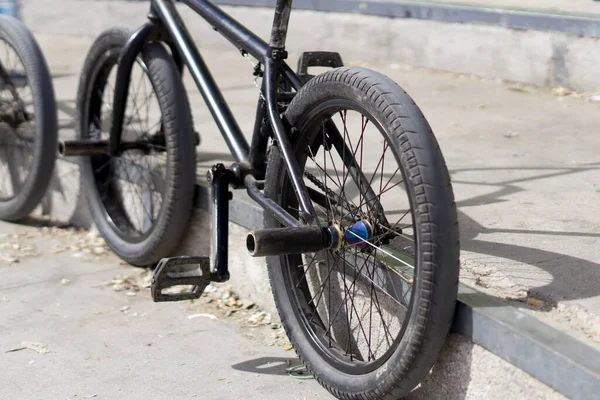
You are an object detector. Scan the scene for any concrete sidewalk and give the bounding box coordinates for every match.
[0,222,331,400]
[1,0,598,398]
[0,27,596,400]
[0,219,567,400]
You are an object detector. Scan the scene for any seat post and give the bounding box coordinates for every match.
[269,0,293,50]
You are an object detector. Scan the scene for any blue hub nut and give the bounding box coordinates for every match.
[325,221,373,250]
[345,221,372,248]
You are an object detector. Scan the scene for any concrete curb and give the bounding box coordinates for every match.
[193,183,600,400]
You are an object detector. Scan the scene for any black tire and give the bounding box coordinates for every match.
[0,15,57,221]
[76,28,196,266]
[265,67,459,399]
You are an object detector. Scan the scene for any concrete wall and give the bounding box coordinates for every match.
[20,0,600,92]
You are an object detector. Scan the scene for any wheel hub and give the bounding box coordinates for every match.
[327,220,373,250]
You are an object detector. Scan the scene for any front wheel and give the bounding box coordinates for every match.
[264,67,459,399]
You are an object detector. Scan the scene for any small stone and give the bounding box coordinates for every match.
[187,313,217,320]
[120,305,130,312]
[126,292,136,297]
[526,297,544,308]
[263,314,272,324]
[552,87,571,96]
[503,132,519,138]
[22,341,50,354]
[248,311,267,324]
[506,84,529,93]
[0,254,19,263]
[93,247,105,255]
[60,278,70,285]
[204,284,216,293]
[283,344,293,351]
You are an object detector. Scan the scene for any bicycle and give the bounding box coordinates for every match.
[0,14,57,221]
[59,0,460,398]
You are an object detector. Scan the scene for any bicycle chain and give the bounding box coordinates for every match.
[303,169,363,219]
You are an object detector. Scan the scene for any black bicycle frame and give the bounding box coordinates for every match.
[108,0,316,226]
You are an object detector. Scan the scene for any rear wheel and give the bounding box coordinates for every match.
[265,67,459,399]
[0,15,57,221]
[76,28,196,266]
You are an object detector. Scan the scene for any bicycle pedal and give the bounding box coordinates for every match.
[297,51,344,82]
[151,256,211,302]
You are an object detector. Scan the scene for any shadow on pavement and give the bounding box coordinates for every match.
[454,164,600,304]
[233,341,473,400]
[231,356,302,376]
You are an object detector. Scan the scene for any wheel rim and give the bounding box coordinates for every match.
[0,38,36,202]
[83,46,169,243]
[279,99,419,374]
